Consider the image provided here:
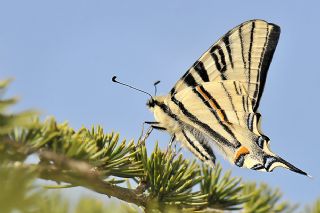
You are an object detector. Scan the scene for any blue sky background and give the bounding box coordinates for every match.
[1,0,319,208]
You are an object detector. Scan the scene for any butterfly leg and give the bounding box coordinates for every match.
[140,121,166,140]
[165,134,177,156]
[145,121,166,131]
[168,134,176,150]
[138,121,148,142]
[138,121,164,146]
[165,134,182,165]
[138,121,156,141]
[171,136,182,159]
[137,126,153,147]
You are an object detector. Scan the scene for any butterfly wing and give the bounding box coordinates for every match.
[168,80,268,166]
[166,19,280,167]
[150,19,308,175]
[175,80,262,134]
[170,19,280,112]
[170,83,309,176]
[175,123,217,168]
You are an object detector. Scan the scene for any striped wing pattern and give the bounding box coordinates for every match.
[170,19,280,112]
[163,20,308,175]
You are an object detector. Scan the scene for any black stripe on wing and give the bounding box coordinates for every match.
[182,128,216,165]
[210,45,227,80]
[171,95,235,148]
[222,36,234,69]
[193,61,210,82]
[247,21,255,94]
[184,73,197,87]
[253,24,280,111]
[154,99,217,165]
[239,24,247,72]
[192,85,240,145]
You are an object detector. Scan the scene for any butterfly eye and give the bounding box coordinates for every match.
[146,99,155,108]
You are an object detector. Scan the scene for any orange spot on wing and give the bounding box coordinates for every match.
[195,86,225,120]
[234,146,250,161]
[216,110,225,120]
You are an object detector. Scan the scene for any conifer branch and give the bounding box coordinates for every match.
[36,151,147,207]
[2,138,148,207]
[1,78,308,213]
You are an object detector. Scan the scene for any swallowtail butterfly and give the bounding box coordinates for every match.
[114,19,309,176]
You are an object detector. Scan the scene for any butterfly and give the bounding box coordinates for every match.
[113,19,309,176]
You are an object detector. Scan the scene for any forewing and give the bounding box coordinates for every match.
[170,19,280,112]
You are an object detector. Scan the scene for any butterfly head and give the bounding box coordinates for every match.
[146,96,165,110]
[146,98,156,108]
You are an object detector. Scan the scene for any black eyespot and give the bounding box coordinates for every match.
[235,155,245,167]
[251,164,265,170]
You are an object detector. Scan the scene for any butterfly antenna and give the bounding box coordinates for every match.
[154,80,160,96]
[112,76,153,99]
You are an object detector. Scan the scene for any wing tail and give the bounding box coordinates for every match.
[266,155,311,177]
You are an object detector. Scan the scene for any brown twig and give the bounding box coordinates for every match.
[38,149,147,206]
